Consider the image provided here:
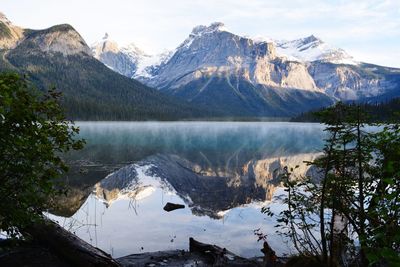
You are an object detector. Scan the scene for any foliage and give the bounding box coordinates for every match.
[0,72,84,237]
[264,102,400,266]
[365,124,400,266]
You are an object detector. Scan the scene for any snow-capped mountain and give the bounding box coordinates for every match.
[91,33,143,77]
[0,11,208,121]
[91,33,172,78]
[93,22,400,117]
[275,35,356,65]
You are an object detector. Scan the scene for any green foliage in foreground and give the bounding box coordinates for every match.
[265,103,400,266]
[0,73,84,237]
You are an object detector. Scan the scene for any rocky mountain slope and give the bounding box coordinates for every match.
[0,13,216,120]
[94,22,400,117]
[0,12,24,49]
[91,33,173,79]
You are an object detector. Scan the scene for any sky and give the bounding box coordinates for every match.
[2,0,400,67]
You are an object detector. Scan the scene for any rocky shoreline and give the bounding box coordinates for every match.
[0,233,282,267]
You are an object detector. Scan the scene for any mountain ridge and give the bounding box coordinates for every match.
[92,22,400,117]
[0,13,218,120]
[2,12,399,119]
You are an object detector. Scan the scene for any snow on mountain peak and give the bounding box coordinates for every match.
[178,22,229,50]
[122,43,148,57]
[252,35,274,44]
[301,35,321,44]
[93,23,361,85]
[133,49,176,79]
[191,22,228,36]
[91,33,120,58]
[275,35,356,64]
[91,32,176,79]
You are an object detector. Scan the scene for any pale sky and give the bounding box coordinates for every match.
[2,0,400,67]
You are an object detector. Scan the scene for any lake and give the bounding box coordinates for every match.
[49,122,326,258]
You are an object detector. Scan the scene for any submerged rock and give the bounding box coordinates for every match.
[163,202,185,212]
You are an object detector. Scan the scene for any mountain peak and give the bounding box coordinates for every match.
[178,22,229,50]
[18,24,91,56]
[0,12,24,49]
[297,35,324,48]
[39,24,77,34]
[123,43,147,56]
[275,35,355,64]
[303,34,321,43]
[0,12,12,25]
[91,35,119,57]
[191,22,228,36]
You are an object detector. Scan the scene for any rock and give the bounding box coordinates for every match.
[118,238,265,266]
[163,202,185,212]
[117,250,207,267]
[189,237,261,266]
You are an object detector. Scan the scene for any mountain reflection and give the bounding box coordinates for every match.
[53,151,321,218]
[51,122,325,218]
[96,153,321,218]
[48,122,326,258]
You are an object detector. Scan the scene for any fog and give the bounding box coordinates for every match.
[67,121,326,166]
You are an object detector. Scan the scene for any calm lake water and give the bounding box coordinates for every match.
[49,122,326,258]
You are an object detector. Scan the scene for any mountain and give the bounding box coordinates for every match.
[0,13,214,120]
[0,12,24,49]
[274,35,355,64]
[94,22,400,117]
[91,33,173,79]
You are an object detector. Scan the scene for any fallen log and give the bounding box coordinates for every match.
[24,218,120,267]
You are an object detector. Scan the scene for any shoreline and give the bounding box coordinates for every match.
[0,236,284,267]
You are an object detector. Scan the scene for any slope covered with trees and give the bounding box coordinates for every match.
[291,98,400,123]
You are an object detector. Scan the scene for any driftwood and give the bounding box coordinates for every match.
[24,218,120,267]
[189,237,261,266]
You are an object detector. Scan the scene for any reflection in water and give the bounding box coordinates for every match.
[49,122,325,258]
[94,152,322,218]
